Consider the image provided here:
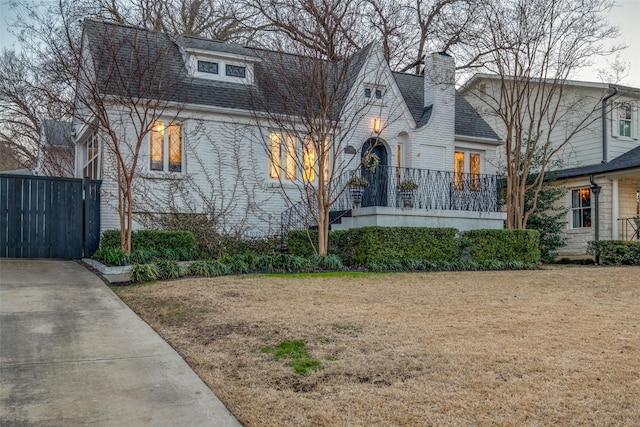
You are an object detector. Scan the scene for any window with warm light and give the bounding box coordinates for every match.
[571,188,591,228]
[303,137,316,182]
[150,121,182,172]
[454,151,482,191]
[269,132,297,180]
[454,151,465,190]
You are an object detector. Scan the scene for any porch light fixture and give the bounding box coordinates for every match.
[373,118,381,134]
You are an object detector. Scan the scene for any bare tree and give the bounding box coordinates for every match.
[251,40,404,255]
[0,50,39,170]
[71,20,188,252]
[464,0,620,229]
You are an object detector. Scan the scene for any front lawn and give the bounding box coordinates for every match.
[112,266,640,426]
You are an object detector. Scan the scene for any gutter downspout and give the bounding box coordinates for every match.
[590,174,602,264]
[602,87,618,163]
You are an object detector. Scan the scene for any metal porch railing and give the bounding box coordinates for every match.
[280,165,502,238]
[618,217,640,240]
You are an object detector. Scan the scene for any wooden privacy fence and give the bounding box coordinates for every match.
[0,174,101,259]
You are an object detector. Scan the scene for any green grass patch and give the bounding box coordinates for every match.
[261,340,322,374]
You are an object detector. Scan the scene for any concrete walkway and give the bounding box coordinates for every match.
[0,259,242,427]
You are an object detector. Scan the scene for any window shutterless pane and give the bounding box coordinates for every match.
[303,137,315,182]
[269,133,281,179]
[364,88,371,98]
[375,89,382,99]
[150,121,164,171]
[285,134,297,180]
[168,123,182,172]
[198,60,218,74]
[226,64,246,78]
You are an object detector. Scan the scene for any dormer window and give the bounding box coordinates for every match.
[226,64,246,78]
[186,49,257,84]
[197,60,219,74]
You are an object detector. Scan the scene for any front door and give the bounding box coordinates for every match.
[361,139,388,207]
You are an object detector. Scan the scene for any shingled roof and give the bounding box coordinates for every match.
[82,20,499,141]
[555,145,640,179]
[393,72,500,141]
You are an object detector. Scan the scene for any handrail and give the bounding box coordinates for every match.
[617,217,640,241]
[280,165,502,239]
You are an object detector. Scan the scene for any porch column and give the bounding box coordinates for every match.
[611,178,619,239]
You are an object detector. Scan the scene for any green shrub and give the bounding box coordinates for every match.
[461,229,540,265]
[220,255,250,274]
[155,259,181,280]
[315,254,344,271]
[187,260,231,277]
[92,247,128,266]
[587,241,640,265]
[100,230,196,252]
[130,263,159,283]
[288,227,459,266]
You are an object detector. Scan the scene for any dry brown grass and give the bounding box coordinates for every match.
[112,266,640,426]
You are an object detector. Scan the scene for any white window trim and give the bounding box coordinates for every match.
[268,132,331,183]
[187,52,255,84]
[82,131,101,180]
[364,84,385,105]
[612,102,638,140]
[570,187,592,229]
[149,121,185,174]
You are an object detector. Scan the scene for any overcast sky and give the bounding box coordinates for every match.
[0,0,639,86]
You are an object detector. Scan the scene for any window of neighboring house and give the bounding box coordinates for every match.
[618,103,632,137]
[83,132,100,180]
[150,121,183,172]
[269,132,296,180]
[303,137,316,182]
[454,151,481,191]
[197,60,219,74]
[571,188,591,228]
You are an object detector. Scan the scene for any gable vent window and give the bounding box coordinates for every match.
[226,64,246,78]
[364,85,384,103]
[197,60,219,74]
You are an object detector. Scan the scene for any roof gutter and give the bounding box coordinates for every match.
[601,87,618,163]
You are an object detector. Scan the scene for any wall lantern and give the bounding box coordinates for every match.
[373,118,381,134]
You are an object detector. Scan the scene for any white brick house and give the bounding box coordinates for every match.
[463,74,640,257]
[74,21,505,238]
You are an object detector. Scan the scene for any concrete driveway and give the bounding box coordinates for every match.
[0,259,241,426]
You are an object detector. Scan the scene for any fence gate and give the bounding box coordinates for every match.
[0,174,101,259]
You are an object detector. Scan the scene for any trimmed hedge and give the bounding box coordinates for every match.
[100,229,196,252]
[587,240,640,265]
[288,227,540,267]
[460,229,541,265]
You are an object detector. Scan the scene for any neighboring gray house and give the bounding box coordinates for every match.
[35,120,75,177]
[463,74,640,257]
[74,20,505,237]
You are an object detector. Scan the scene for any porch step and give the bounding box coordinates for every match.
[329,209,352,228]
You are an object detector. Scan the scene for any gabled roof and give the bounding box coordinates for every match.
[393,72,500,140]
[82,20,370,118]
[82,20,498,140]
[555,145,640,179]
